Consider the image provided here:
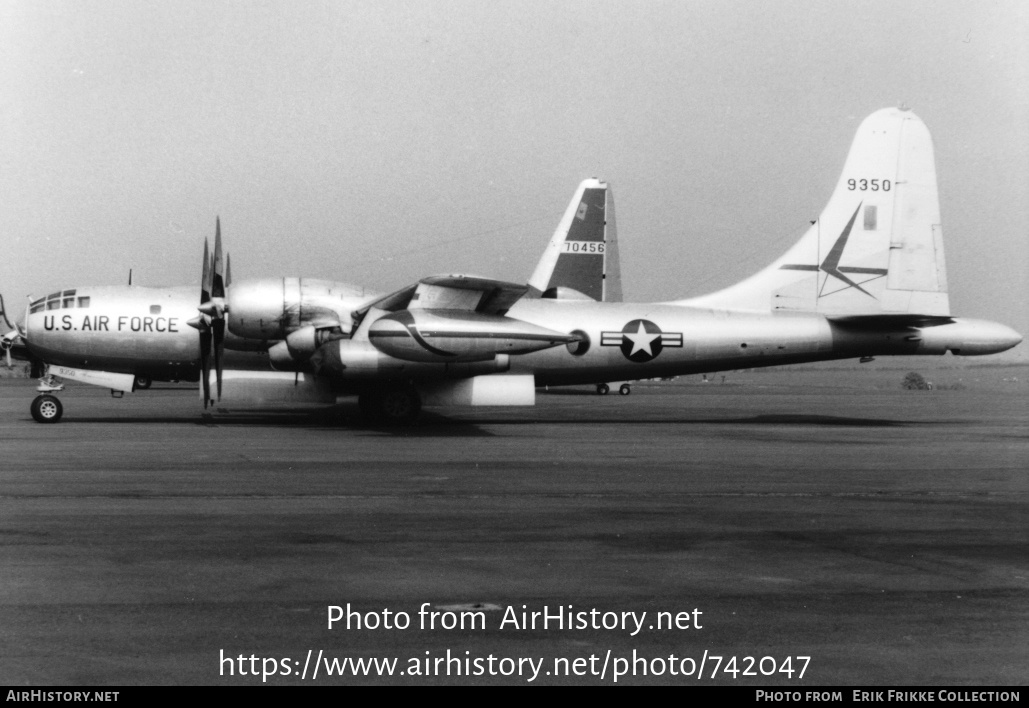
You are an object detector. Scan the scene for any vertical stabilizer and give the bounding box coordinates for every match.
[527,179,622,302]
[678,108,949,316]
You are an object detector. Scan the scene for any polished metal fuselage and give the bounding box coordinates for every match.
[495,299,1022,386]
[25,286,200,379]
[23,285,267,381]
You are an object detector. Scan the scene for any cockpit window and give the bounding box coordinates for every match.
[46,300,60,310]
[62,297,75,308]
[46,292,61,300]
[77,296,91,308]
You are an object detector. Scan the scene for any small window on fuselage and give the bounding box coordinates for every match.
[150,305,161,314]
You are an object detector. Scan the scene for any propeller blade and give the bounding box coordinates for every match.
[200,328,211,408]
[198,236,213,408]
[198,219,228,407]
[212,218,226,401]
[201,238,211,306]
[212,217,225,300]
[213,318,224,401]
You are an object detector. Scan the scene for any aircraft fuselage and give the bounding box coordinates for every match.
[498,299,1021,386]
[24,286,200,380]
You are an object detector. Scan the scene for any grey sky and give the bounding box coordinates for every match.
[2,1,1026,350]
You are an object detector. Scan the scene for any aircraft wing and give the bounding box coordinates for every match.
[413,275,529,315]
[353,275,529,325]
[346,274,574,364]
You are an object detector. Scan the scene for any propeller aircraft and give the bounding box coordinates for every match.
[3,179,620,422]
[203,107,1021,424]
[5,108,1021,425]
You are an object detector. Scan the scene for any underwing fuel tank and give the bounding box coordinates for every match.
[367,309,580,363]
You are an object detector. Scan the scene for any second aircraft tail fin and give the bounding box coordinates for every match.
[527,178,622,302]
[678,107,949,317]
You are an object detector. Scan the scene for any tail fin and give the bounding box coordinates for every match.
[527,178,622,302]
[679,107,949,316]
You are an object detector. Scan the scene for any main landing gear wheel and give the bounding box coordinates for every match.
[134,374,152,390]
[31,394,63,424]
[619,384,631,395]
[596,383,610,395]
[359,387,422,425]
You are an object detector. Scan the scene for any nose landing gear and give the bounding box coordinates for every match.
[31,372,65,423]
[31,394,63,423]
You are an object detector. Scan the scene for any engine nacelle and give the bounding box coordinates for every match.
[227,278,375,340]
[367,310,579,363]
[310,338,510,380]
[268,341,296,371]
[268,326,349,370]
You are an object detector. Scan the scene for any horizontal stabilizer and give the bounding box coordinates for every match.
[827,314,955,330]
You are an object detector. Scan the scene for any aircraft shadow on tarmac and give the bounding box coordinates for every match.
[442,413,914,427]
[49,409,920,432]
[51,408,501,436]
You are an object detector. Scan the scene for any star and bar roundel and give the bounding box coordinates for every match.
[601,319,683,363]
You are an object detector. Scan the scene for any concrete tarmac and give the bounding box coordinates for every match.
[0,369,1026,685]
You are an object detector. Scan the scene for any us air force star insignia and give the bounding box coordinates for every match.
[600,319,683,363]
